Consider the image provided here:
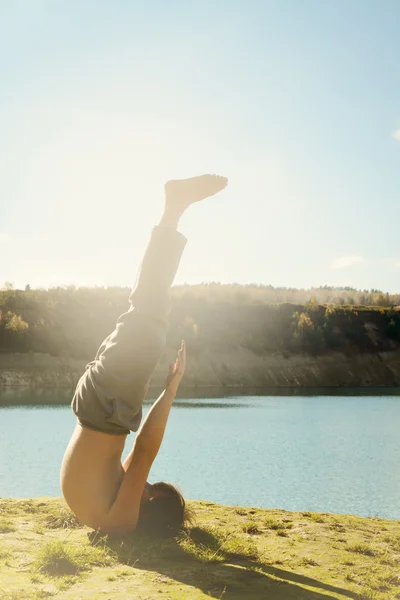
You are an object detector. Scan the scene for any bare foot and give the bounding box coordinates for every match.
[165,174,228,211]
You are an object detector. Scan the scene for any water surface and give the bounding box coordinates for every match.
[1,390,399,519]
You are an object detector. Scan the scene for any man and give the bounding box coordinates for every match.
[60,174,228,536]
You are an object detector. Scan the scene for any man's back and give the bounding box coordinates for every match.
[60,424,126,530]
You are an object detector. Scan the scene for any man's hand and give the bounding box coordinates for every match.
[166,341,186,396]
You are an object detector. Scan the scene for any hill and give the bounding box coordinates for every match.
[1,285,400,390]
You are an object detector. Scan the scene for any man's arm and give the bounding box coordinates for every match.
[103,342,186,533]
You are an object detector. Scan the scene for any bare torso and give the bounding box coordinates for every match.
[60,424,127,530]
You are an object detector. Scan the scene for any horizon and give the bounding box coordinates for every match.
[1,2,399,292]
[2,280,398,299]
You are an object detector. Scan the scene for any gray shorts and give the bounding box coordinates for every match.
[72,315,167,435]
[71,226,187,435]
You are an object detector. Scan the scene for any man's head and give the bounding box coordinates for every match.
[137,481,189,538]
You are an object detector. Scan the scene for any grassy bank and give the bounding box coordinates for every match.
[0,499,399,599]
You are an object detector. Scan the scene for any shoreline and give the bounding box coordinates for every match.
[1,384,400,405]
[2,496,400,524]
[3,496,399,522]
[1,348,400,397]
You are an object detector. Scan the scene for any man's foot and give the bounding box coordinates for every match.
[165,174,228,211]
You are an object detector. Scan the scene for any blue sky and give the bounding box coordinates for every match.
[1,1,399,292]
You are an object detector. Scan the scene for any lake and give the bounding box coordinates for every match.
[1,389,399,520]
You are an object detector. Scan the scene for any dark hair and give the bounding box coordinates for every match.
[136,482,191,538]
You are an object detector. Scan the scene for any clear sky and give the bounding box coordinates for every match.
[1,1,399,292]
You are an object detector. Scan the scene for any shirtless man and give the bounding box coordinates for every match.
[60,174,228,537]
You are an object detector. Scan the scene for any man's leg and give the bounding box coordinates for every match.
[73,175,228,434]
[127,174,228,323]
[112,175,227,426]
[119,174,228,450]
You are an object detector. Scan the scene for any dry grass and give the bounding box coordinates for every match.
[0,498,399,599]
[0,518,17,533]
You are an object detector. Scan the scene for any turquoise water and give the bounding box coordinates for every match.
[1,390,399,519]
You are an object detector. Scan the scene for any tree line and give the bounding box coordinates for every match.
[1,283,399,358]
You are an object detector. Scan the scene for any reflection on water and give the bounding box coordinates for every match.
[1,389,399,520]
[1,386,399,407]
[170,401,256,409]
[0,400,255,410]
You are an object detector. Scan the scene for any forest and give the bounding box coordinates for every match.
[1,283,399,359]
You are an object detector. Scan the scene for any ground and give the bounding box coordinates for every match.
[0,498,399,599]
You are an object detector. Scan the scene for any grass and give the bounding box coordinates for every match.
[0,518,17,533]
[264,517,293,530]
[346,542,380,556]
[241,520,261,535]
[0,497,399,599]
[300,557,319,567]
[0,546,11,561]
[33,538,115,576]
[40,506,81,530]
[383,532,400,551]
[276,528,289,537]
[302,512,326,524]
